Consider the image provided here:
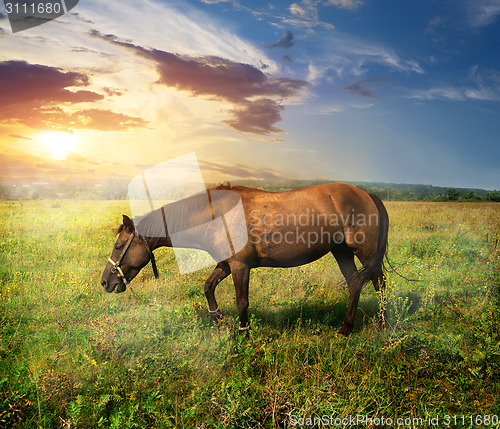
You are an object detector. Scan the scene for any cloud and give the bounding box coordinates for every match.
[343,78,386,98]
[281,0,364,29]
[466,0,500,28]
[409,86,500,101]
[90,32,308,135]
[199,160,287,180]
[9,134,32,140]
[0,60,103,111]
[269,30,295,49]
[147,51,304,103]
[409,66,500,102]
[0,60,147,131]
[316,102,373,115]
[307,63,327,84]
[0,150,122,182]
[224,99,284,134]
[67,109,147,131]
[82,0,279,75]
[198,0,235,3]
[324,0,365,10]
[285,1,335,29]
[317,105,346,115]
[425,16,444,34]
[0,153,45,181]
[311,33,424,83]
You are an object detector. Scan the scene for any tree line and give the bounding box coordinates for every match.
[0,179,499,202]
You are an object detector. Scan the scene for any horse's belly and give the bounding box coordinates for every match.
[253,225,339,268]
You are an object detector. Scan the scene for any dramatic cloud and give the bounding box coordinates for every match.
[224,99,284,134]
[344,78,386,98]
[0,60,146,131]
[269,30,295,49]
[90,32,307,135]
[0,61,103,111]
[146,51,305,103]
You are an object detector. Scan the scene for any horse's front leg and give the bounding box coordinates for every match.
[229,260,251,334]
[204,261,231,323]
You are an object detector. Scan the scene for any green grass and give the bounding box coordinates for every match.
[0,200,499,428]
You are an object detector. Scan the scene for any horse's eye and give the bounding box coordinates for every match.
[115,244,124,250]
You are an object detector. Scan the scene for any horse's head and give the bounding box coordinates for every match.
[101,215,155,293]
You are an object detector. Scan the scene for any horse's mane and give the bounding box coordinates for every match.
[121,183,255,238]
[132,191,212,238]
[213,182,252,192]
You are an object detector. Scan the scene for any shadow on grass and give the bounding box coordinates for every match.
[252,300,348,330]
[220,295,387,333]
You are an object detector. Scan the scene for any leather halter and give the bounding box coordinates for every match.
[108,230,159,289]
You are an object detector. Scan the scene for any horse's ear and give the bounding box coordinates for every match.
[122,215,135,233]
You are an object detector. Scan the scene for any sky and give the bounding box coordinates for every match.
[1,0,499,189]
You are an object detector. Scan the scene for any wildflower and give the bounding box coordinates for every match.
[91,359,97,366]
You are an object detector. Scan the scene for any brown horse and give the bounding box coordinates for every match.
[101,183,389,336]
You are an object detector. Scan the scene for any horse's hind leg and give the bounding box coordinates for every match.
[229,260,251,333]
[331,245,362,336]
[204,261,231,323]
[372,275,388,330]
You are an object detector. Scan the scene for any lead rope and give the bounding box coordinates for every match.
[140,235,159,279]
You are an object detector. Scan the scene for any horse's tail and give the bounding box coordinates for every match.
[358,193,389,285]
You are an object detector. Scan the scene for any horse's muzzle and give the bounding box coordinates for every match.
[101,278,125,293]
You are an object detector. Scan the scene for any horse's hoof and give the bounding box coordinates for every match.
[337,323,353,338]
[210,311,224,324]
[238,325,250,336]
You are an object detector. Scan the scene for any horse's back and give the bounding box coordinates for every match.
[227,183,381,268]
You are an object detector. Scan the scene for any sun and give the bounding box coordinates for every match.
[38,131,77,160]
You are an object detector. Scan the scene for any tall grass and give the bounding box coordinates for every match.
[0,201,499,428]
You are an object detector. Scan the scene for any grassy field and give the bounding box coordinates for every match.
[0,200,499,428]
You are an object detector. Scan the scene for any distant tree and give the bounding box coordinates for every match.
[28,189,40,200]
[100,179,128,200]
[446,188,460,201]
[462,190,476,201]
[0,184,8,200]
[484,190,500,202]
